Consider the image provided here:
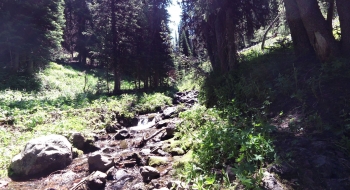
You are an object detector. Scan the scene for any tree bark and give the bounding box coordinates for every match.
[27,58,34,74]
[336,0,350,56]
[226,7,237,70]
[295,0,339,61]
[111,0,121,94]
[214,10,227,72]
[283,0,314,57]
[326,0,334,32]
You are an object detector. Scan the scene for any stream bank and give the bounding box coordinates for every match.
[4,90,199,190]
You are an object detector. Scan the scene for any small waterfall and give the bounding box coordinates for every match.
[129,114,157,131]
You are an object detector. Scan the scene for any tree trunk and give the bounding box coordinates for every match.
[214,10,227,72]
[295,0,340,61]
[226,7,237,70]
[283,0,314,57]
[326,0,335,32]
[27,58,34,74]
[113,67,121,94]
[336,0,350,56]
[111,0,120,94]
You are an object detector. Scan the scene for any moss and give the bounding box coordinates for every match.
[72,148,84,158]
[147,156,168,166]
[173,150,194,174]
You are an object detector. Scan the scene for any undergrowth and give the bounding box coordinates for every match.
[175,38,350,189]
[176,102,275,189]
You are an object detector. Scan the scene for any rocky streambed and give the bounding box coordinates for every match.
[3,91,199,190]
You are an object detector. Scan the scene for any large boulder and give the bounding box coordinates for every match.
[9,135,73,179]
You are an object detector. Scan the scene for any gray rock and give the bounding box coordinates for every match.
[88,153,113,172]
[157,119,172,128]
[87,171,107,189]
[140,166,160,182]
[114,129,130,140]
[161,125,176,140]
[262,171,284,190]
[163,107,177,118]
[107,168,133,181]
[131,182,147,190]
[0,180,9,189]
[140,149,151,156]
[9,135,72,178]
[72,132,85,150]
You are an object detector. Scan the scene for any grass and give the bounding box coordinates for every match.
[0,62,173,177]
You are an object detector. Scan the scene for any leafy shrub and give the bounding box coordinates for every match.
[178,102,275,188]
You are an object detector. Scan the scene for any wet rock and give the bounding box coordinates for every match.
[106,122,122,133]
[163,107,177,119]
[9,135,72,178]
[148,156,169,166]
[148,113,162,123]
[173,90,198,105]
[72,132,85,150]
[107,168,133,181]
[88,153,114,172]
[140,166,160,182]
[262,171,284,190]
[87,171,107,190]
[161,125,176,140]
[44,170,78,187]
[102,147,114,153]
[114,129,130,140]
[125,152,145,166]
[156,119,172,128]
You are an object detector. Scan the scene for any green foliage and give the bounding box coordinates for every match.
[177,103,275,188]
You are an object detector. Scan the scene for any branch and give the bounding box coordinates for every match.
[261,14,281,50]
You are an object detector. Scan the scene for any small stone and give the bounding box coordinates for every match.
[262,171,283,190]
[88,153,114,172]
[163,107,177,118]
[114,129,130,140]
[140,166,160,182]
[0,180,9,189]
[140,149,151,156]
[87,171,107,189]
[72,132,85,150]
